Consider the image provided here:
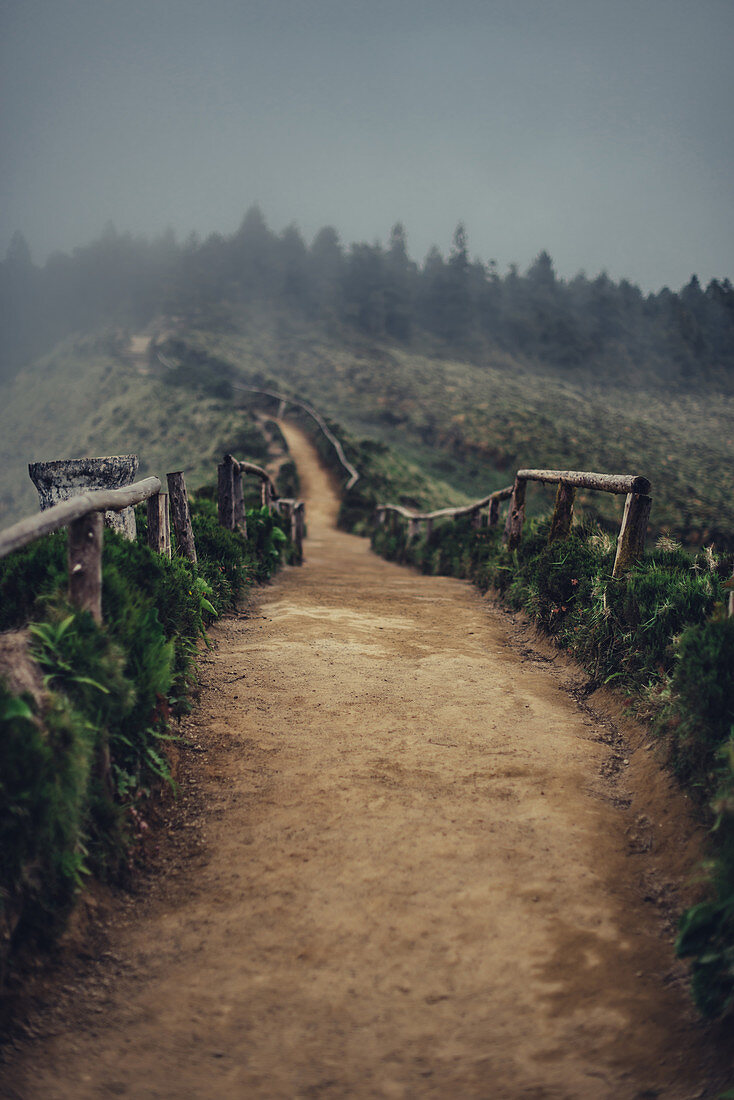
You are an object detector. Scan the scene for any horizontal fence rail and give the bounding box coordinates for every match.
[517,469,651,496]
[377,465,653,578]
[376,485,515,538]
[0,477,162,561]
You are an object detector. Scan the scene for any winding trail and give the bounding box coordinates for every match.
[2,423,728,1098]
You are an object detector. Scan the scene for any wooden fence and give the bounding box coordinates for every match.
[0,455,305,623]
[377,466,652,578]
[231,384,360,489]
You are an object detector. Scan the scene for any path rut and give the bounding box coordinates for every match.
[2,422,728,1098]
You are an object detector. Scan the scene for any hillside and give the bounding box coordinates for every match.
[2,300,733,550]
[0,332,271,526]
[163,311,734,548]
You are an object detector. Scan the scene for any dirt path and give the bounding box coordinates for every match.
[2,423,730,1098]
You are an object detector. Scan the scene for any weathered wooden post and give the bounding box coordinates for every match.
[218,455,236,530]
[294,502,305,563]
[68,511,103,623]
[471,508,482,530]
[408,516,420,538]
[488,497,500,529]
[503,476,527,549]
[612,493,652,577]
[375,507,386,527]
[425,516,434,538]
[233,463,247,536]
[548,480,576,543]
[147,492,171,558]
[261,479,273,514]
[167,471,197,563]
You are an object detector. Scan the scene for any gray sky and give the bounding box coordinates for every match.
[1,0,732,291]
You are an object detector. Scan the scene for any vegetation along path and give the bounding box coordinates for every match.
[3,423,731,1099]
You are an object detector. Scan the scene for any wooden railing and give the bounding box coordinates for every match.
[232,384,360,489]
[0,478,164,623]
[377,465,652,578]
[216,453,306,563]
[0,452,305,624]
[376,484,514,538]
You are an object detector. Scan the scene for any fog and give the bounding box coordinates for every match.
[1,0,733,291]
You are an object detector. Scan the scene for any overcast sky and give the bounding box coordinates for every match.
[1,0,732,291]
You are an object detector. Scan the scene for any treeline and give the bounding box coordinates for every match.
[2,208,734,387]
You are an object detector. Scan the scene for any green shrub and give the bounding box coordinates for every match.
[0,491,290,980]
[0,680,94,957]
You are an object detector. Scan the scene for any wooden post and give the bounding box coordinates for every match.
[471,508,481,530]
[612,493,652,577]
[294,503,305,564]
[233,465,247,537]
[261,479,273,514]
[503,476,527,549]
[408,517,420,538]
[488,497,500,529]
[548,480,576,543]
[376,508,386,527]
[167,472,197,563]
[68,511,103,623]
[147,492,171,558]
[425,516,434,538]
[218,456,236,530]
[277,399,287,418]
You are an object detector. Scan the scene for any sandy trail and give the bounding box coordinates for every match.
[2,423,728,1098]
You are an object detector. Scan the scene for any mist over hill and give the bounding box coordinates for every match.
[2,208,733,391]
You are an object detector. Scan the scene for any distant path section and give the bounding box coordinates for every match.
[2,422,728,1099]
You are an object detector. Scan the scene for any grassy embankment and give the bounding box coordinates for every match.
[0,347,297,991]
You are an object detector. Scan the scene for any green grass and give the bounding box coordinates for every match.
[176,310,734,548]
[0,330,272,527]
[0,494,291,982]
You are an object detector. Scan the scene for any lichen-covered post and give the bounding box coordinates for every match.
[503,476,527,549]
[68,511,103,623]
[218,455,236,530]
[548,480,576,543]
[167,471,197,563]
[233,464,247,537]
[294,502,305,564]
[147,492,171,558]
[612,493,652,577]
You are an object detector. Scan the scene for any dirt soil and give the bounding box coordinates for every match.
[2,422,733,1099]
